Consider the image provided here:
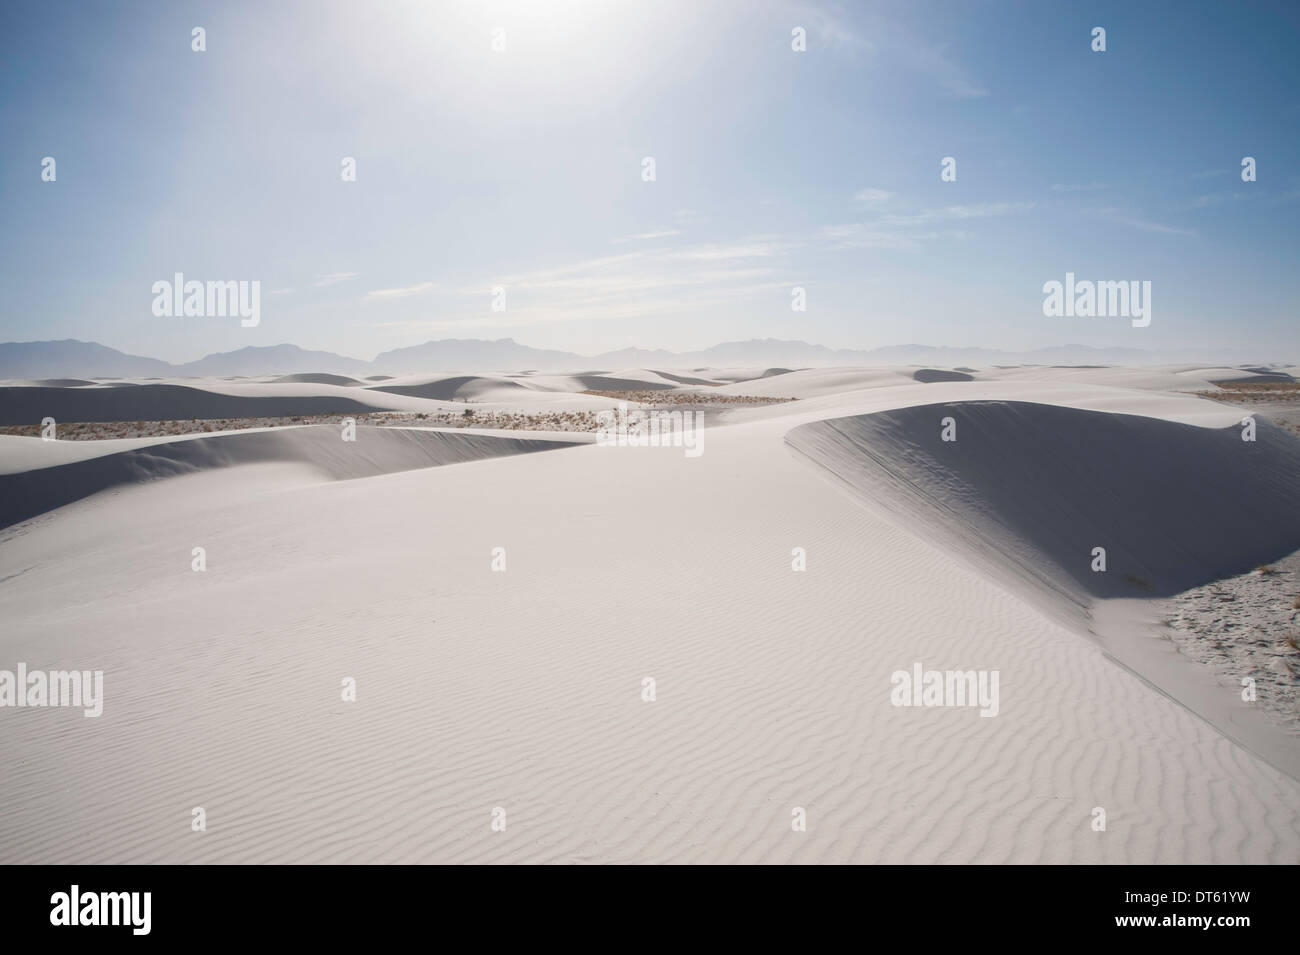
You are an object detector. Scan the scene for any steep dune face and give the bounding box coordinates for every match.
[0,425,579,529]
[647,370,724,386]
[269,373,363,386]
[570,374,677,391]
[368,375,530,400]
[786,401,1300,610]
[912,369,974,383]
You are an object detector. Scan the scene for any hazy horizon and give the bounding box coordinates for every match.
[3,335,1298,375]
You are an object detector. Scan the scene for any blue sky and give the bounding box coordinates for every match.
[2,0,1297,362]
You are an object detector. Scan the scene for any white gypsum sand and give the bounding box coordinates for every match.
[0,364,1297,863]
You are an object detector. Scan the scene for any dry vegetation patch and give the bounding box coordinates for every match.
[1193,379,1300,403]
[580,389,793,407]
[0,410,606,440]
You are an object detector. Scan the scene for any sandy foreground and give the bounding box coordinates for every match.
[0,363,1298,863]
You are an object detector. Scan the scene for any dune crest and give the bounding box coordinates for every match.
[0,425,579,530]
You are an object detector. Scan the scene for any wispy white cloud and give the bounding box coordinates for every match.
[801,6,866,50]
[840,13,986,98]
[369,278,797,332]
[897,35,987,97]
[365,281,437,300]
[314,272,358,287]
[853,188,893,202]
[609,229,681,245]
[1189,191,1256,209]
[875,201,1035,227]
[1050,182,1107,193]
[817,224,924,250]
[364,198,1032,333]
[376,237,806,330]
[1097,207,1197,236]
[667,241,796,261]
[496,252,649,287]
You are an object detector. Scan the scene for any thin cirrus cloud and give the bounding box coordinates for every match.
[365,239,800,331]
[799,8,985,97]
[314,272,359,287]
[367,197,1028,333]
[372,279,794,332]
[1189,192,1248,209]
[879,22,987,97]
[817,224,926,250]
[854,188,894,202]
[803,7,869,50]
[369,204,1029,331]
[873,201,1036,228]
[1096,207,1197,236]
[609,229,682,245]
[365,281,438,300]
[1050,182,1108,193]
[666,241,795,261]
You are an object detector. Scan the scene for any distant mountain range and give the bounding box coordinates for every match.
[0,337,1290,379]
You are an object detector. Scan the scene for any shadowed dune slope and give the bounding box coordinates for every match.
[648,370,721,386]
[0,384,384,425]
[271,373,363,386]
[571,374,677,391]
[786,400,1300,605]
[1212,374,1296,385]
[912,368,974,383]
[0,425,578,529]
[368,376,528,400]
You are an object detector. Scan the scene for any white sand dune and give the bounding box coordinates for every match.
[569,372,679,391]
[787,400,1300,604]
[0,425,579,531]
[0,373,643,426]
[787,399,1300,779]
[983,363,1295,394]
[705,367,800,383]
[268,373,365,387]
[367,374,533,401]
[713,366,913,399]
[647,370,728,386]
[0,365,1298,863]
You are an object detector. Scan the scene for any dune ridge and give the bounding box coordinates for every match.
[0,425,579,530]
[786,399,1300,779]
[786,400,1300,605]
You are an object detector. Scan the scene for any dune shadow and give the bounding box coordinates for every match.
[787,400,1300,602]
[912,369,974,383]
[0,384,382,426]
[0,425,579,530]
